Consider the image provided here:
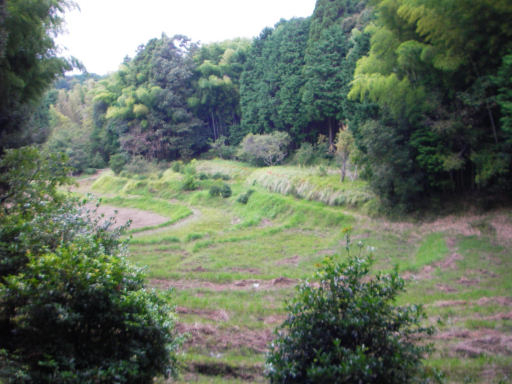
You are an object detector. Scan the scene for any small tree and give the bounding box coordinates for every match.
[238,132,291,166]
[334,123,355,182]
[109,153,128,175]
[266,231,438,383]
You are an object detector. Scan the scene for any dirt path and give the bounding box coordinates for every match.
[132,206,202,237]
[85,203,170,230]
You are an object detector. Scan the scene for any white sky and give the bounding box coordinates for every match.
[56,0,317,75]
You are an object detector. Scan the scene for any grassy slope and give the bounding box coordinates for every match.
[82,161,512,384]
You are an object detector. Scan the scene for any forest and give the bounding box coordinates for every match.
[1,0,512,383]
[22,0,512,211]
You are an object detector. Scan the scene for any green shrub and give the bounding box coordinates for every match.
[266,235,438,384]
[212,172,231,180]
[238,132,291,166]
[171,160,184,173]
[208,136,236,159]
[294,142,316,166]
[209,184,221,197]
[90,152,106,169]
[83,167,97,175]
[0,147,181,383]
[1,243,180,383]
[181,175,197,191]
[198,172,209,180]
[209,183,231,198]
[183,162,197,175]
[236,189,254,204]
[220,183,232,198]
[109,153,128,175]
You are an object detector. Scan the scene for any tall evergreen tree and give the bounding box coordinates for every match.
[240,18,311,145]
[302,0,369,150]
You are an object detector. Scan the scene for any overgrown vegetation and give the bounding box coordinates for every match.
[0,148,181,382]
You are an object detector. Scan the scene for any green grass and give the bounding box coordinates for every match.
[78,161,512,384]
[399,232,449,272]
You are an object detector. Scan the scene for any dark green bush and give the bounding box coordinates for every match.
[212,172,230,181]
[0,147,181,383]
[236,189,254,204]
[209,183,231,198]
[90,152,106,169]
[266,234,438,384]
[220,183,232,198]
[109,153,128,175]
[209,184,221,197]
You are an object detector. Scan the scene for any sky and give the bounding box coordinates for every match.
[56,0,317,75]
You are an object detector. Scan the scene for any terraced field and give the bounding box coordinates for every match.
[76,160,512,383]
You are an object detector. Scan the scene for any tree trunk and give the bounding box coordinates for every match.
[328,117,335,153]
[486,102,498,144]
[341,156,347,182]
[210,111,217,141]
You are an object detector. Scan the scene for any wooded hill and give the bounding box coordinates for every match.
[34,0,512,210]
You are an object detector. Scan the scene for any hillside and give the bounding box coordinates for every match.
[75,160,512,383]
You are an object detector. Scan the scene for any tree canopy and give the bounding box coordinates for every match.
[0,0,75,150]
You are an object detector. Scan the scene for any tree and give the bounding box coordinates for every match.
[44,77,99,173]
[94,34,208,162]
[240,18,310,145]
[349,0,512,206]
[335,123,355,182]
[266,234,437,383]
[190,39,250,143]
[238,132,291,166]
[0,0,76,150]
[302,0,370,151]
[0,147,181,382]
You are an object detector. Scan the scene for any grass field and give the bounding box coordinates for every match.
[77,160,512,384]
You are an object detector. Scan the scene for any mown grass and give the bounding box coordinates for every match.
[79,161,512,384]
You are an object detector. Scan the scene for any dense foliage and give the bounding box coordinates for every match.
[266,240,436,383]
[0,0,76,151]
[349,0,512,208]
[32,0,512,209]
[0,148,181,382]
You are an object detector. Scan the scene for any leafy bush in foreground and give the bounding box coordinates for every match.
[266,234,439,383]
[0,147,181,383]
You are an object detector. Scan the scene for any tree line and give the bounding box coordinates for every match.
[29,0,512,209]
